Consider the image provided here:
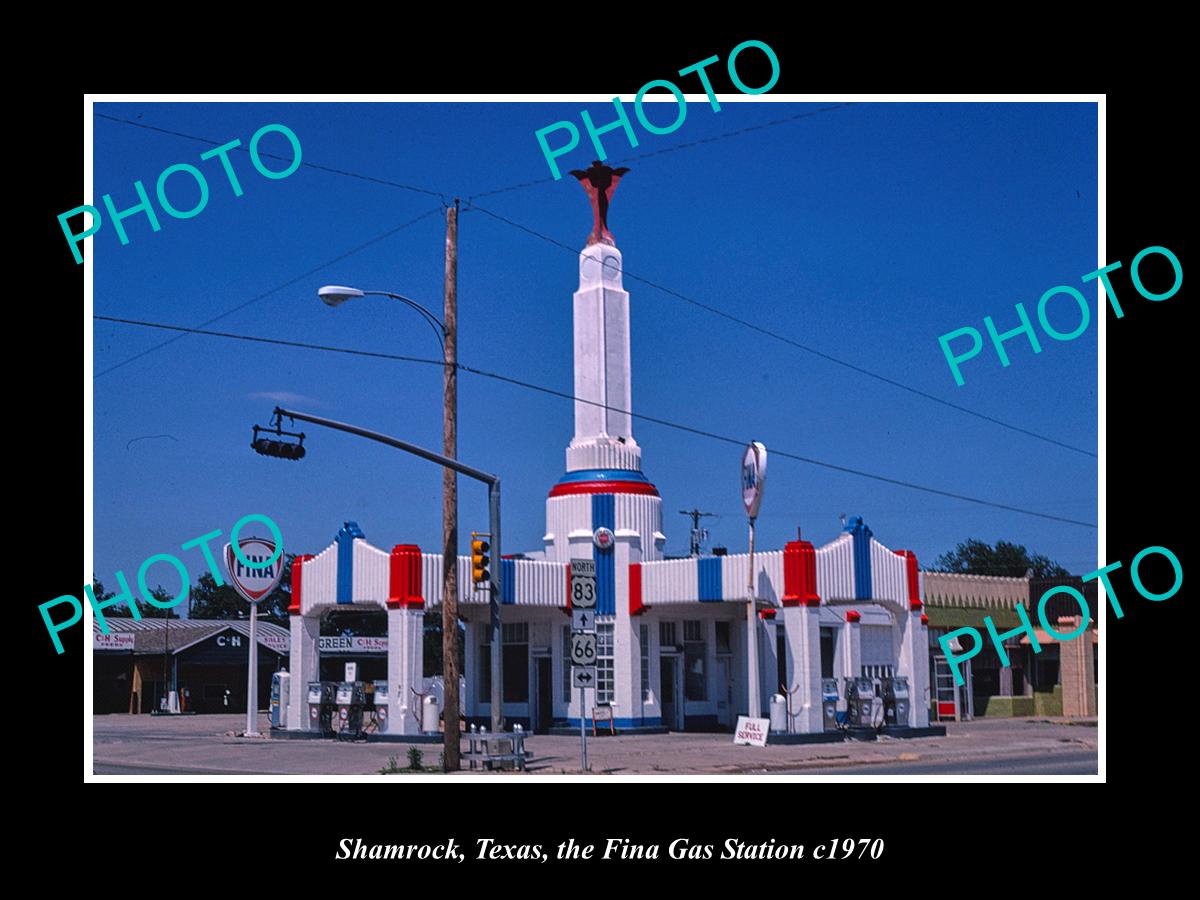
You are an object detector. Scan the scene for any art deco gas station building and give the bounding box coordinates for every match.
[283,166,932,736]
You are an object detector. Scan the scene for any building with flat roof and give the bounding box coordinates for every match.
[93,617,289,714]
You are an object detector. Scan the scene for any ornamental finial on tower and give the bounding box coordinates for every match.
[569,160,630,246]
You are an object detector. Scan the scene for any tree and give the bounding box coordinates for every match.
[90,577,180,619]
[189,553,293,623]
[931,539,1070,578]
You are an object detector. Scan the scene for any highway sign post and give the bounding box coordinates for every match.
[570,558,597,771]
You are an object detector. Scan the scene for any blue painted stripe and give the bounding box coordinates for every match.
[698,556,723,601]
[335,524,362,604]
[558,468,647,484]
[501,558,515,605]
[566,717,663,729]
[847,518,873,600]
[592,494,615,616]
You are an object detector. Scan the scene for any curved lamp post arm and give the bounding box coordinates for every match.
[362,290,447,352]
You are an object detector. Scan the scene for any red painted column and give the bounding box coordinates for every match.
[629,562,644,616]
[782,537,821,607]
[289,554,314,615]
[894,549,922,610]
[388,544,425,609]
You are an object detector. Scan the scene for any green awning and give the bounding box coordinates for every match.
[924,605,1024,630]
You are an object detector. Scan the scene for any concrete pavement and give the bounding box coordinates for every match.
[92,713,1098,776]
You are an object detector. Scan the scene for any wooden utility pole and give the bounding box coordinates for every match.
[442,200,461,771]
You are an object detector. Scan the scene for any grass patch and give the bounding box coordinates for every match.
[378,749,445,775]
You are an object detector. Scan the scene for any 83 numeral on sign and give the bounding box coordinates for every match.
[572,578,596,608]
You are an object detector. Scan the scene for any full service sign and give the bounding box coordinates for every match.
[733,716,769,747]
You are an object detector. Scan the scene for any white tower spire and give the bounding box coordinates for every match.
[567,242,642,473]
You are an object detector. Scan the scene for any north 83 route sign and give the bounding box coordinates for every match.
[570,631,597,665]
[570,558,596,610]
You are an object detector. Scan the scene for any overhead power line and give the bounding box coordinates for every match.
[93,206,444,378]
[94,109,1094,461]
[92,315,1097,530]
[99,103,855,209]
[463,201,1096,460]
[95,113,449,203]
[465,103,855,202]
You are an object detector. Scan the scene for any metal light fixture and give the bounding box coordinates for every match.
[317,285,447,350]
[250,412,306,460]
[318,285,366,307]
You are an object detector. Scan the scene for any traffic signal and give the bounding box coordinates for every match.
[251,437,306,459]
[250,424,306,460]
[471,534,491,585]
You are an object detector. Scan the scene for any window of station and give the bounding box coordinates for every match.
[776,625,787,695]
[659,621,677,650]
[479,622,530,703]
[561,625,571,702]
[423,611,465,679]
[819,627,835,679]
[596,622,614,704]
[683,620,707,701]
[640,624,650,701]
[715,621,731,655]
[1033,644,1060,692]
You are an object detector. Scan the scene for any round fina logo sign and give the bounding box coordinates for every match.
[741,440,768,520]
[593,526,615,551]
[224,536,284,604]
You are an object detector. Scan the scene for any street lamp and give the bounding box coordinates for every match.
[318,285,447,351]
[318,264,470,771]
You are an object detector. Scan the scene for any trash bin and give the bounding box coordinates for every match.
[422,695,440,733]
[769,694,787,732]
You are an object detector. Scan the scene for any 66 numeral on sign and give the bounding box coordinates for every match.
[571,632,596,665]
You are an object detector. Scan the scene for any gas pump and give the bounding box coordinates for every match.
[335,681,366,740]
[373,681,389,733]
[883,675,911,727]
[821,678,840,732]
[845,676,876,726]
[308,682,335,735]
[270,670,290,729]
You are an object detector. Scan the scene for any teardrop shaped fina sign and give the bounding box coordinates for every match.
[225,536,284,604]
[741,440,768,519]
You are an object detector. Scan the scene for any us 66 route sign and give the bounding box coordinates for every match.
[570,558,596,609]
[570,631,597,665]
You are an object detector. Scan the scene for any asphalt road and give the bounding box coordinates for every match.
[92,713,1099,776]
[783,749,1097,775]
[95,762,255,775]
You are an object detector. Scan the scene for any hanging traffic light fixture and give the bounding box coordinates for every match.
[250,417,307,460]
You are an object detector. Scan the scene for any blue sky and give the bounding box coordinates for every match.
[91,100,1099,598]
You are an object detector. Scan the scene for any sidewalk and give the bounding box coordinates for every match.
[93,713,1097,776]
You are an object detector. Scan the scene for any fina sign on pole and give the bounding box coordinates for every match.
[741,440,768,520]
[225,535,284,737]
[741,440,767,721]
